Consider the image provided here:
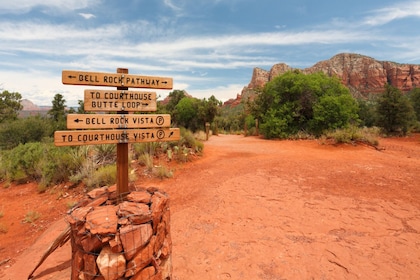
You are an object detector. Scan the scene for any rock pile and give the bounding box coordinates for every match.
[67,185,172,280]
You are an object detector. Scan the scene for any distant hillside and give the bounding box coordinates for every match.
[226,53,420,106]
[19,99,51,117]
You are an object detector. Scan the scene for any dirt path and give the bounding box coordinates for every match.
[2,134,420,279]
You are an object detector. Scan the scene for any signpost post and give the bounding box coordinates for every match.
[55,68,178,201]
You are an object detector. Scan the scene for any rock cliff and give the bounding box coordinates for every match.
[246,53,420,99]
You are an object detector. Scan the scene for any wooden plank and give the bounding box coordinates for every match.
[84,90,157,112]
[54,128,180,146]
[62,70,173,89]
[66,114,171,129]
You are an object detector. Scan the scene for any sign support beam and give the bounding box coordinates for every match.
[116,68,129,202]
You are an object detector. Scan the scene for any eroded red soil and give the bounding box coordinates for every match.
[1,134,420,279]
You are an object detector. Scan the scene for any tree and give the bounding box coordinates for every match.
[310,94,359,135]
[174,97,200,130]
[408,88,420,121]
[0,90,23,123]
[48,93,67,130]
[375,85,416,135]
[0,116,53,149]
[164,90,187,113]
[252,71,359,138]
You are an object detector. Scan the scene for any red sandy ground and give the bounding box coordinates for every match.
[1,134,420,279]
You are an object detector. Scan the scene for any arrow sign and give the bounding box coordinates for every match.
[66,114,171,129]
[54,128,180,146]
[84,90,157,112]
[62,70,173,89]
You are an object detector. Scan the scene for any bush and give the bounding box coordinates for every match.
[83,164,116,190]
[324,126,380,146]
[0,142,79,187]
[253,71,359,139]
[375,85,416,135]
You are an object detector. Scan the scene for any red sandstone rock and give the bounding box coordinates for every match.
[80,233,103,252]
[85,205,118,235]
[227,53,420,108]
[150,192,168,233]
[83,254,98,280]
[127,191,152,204]
[120,224,153,260]
[117,201,151,225]
[96,246,126,280]
[131,266,156,280]
[67,206,92,224]
[87,187,108,199]
[125,236,156,277]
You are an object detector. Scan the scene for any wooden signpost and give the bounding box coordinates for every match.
[55,68,179,200]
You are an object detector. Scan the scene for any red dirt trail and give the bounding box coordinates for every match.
[1,134,420,279]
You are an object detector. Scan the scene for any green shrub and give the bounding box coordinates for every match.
[152,165,173,179]
[23,210,41,224]
[324,126,380,146]
[0,142,80,187]
[83,164,116,190]
[132,142,160,159]
[94,144,116,165]
[138,153,154,171]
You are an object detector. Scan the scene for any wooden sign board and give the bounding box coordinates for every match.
[62,70,173,89]
[54,128,180,146]
[67,114,171,129]
[84,90,157,112]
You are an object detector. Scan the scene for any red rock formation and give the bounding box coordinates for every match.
[244,53,420,101]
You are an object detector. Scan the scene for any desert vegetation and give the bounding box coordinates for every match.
[1,70,420,188]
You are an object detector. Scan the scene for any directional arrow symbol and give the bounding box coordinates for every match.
[162,81,168,85]
[74,118,83,123]
[68,75,77,79]
[169,131,174,138]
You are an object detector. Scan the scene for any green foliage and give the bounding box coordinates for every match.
[94,144,116,165]
[152,165,173,179]
[0,90,23,123]
[48,93,67,131]
[174,97,200,130]
[0,142,78,187]
[357,97,377,127]
[133,142,161,158]
[253,71,359,138]
[324,126,380,146]
[310,94,360,135]
[23,210,41,224]
[160,90,221,132]
[215,103,246,134]
[408,88,420,121]
[0,116,54,149]
[83,164,116,190]
[375,85,416,135]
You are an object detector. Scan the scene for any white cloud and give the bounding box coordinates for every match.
[79,13,96,19]
[0,0,100,14]
[364,1,420,26]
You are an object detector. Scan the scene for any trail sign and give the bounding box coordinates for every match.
[54,128,180,146]
[57,68,177,200]
[62,70,173,89]
[66,114,171,129]
[84,90,157,112]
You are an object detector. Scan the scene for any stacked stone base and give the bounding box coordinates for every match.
[67,185,172,280]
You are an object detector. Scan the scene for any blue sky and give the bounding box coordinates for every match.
[1,0,420,106]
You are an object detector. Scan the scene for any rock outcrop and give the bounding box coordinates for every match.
[246,53,420,99]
